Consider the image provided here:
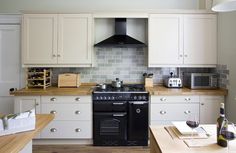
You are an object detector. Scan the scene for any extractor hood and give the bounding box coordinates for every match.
[94,18,147,48]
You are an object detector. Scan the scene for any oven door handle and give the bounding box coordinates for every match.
[130,101,148,105]
[112,102,125,105]
[112,113,127,117]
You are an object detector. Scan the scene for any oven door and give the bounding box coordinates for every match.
[93,112,127,145]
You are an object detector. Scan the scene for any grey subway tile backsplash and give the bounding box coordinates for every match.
[51,48,226,87]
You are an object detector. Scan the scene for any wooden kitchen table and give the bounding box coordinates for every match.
[150,125,236,153]
[0,114,54,153]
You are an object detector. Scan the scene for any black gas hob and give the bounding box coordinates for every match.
[93,84,146,93]
[92,84,149,146]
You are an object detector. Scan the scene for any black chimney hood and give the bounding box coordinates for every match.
[94,18,147,48]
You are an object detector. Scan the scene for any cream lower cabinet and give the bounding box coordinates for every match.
[149,14,217,67]
[150,95,200,125]
[22,14,93,67]
[199,96,224,124]
[14,95,92,139]
[40,96,92,139]
[14,96,41,114]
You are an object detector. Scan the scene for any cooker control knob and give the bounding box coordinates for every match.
[142,96,146,100]
[138,96,142,100]
[112,96,115,100]
[108,96,111,100]
[100,96,103,100]
[104,96,107,100]
[133,96,137,100]
[96,96,99,100]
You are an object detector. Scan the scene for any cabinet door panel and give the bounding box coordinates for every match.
[41,121,92,139]
[58,14,92,64]
[183,15,217,65]
[41,103,92,121]
[149,14,183,66]
[23,14,58,64]
[14,96,41,114]
[151,103,199,121]
[200,96,223,124]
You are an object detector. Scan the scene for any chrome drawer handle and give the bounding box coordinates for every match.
[185,97,191,101]
[50,110,57,114]
[75,110,81,115]
[75,97,80,101]
[35,103,39,106]
[184,110,191,114]
[50,128,57,132]
[160,98,166,101]
[201,103,204,106]
[75,128,81,132]
[50,97,57,101]
[160,110,166,115]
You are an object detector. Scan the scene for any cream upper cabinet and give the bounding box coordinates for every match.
[22,14,93,67]
[22,14,58,64]
[183,15,217,65]
[149,14,183,66]
[58,14,92,65]
[148,14,217,67]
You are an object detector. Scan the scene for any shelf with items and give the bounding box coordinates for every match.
[26,68,52,89]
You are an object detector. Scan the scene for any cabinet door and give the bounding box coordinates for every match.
[14,96,41,114]
[149,14,183,66]
[58,14,92,65]
[200,96,224,124]
[22,14,58,64]
[183,15,217,65]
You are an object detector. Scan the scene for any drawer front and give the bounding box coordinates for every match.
[151,96,199,103]
[151,103,199,121]
[150,120,173,126]
[41,96,91,104]
[41,104,92,120]
[41,121,92,139]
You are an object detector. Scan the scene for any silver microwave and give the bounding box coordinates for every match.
[183,73,218,89]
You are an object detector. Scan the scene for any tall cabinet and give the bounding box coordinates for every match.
[149,14,217,67]
[22,14,93,67]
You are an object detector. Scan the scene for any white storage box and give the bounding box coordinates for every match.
[0,109,36,136]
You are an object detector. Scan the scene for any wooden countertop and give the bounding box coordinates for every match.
[12,84,227,96]
[0,114,54,153]
[146,85,228,96]
[150,125,235,153]
[11,84,95,96]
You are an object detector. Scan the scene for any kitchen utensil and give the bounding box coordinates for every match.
[96,83,107,90]
[111,78,123,88]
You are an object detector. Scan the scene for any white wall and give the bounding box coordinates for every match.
[218,12,236,122]
[0,0,199,13]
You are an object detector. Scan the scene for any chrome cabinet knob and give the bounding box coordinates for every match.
[179,54,183,57]
[184,54,188,57]
[75,128,81,132]
[160,110,166,115]
[52,54,57,57]
[50,128,57,132]
[201,103,205,106]
[185,97,191,101]
[75,110,81,115]
[160,98,166,101]
[50,110,57,114]
[75,97,80,101]
[57,54,61,57]
[184,110,191,114]
[35,103,39,106]
[50,97,57,102]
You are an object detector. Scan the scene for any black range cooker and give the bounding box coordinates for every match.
[92,84,149,146]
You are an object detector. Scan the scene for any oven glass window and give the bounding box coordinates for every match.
[194,76,209,86]
[100,119,120,135]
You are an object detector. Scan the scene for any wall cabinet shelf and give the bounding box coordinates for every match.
[148,14,217,67]
[22,14,93,67]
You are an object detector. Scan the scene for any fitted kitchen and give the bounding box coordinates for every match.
[0,0,236,153]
